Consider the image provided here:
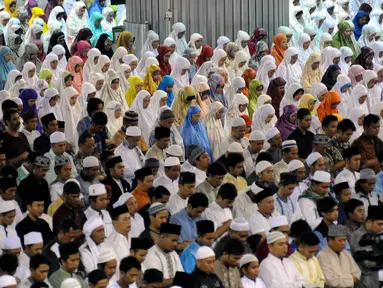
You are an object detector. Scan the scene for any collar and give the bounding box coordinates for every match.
[293,250,308,261]
[346,219,361,231]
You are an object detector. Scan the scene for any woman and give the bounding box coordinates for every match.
[125,76,143,106]
[61,86,81,147]
[47,6,67,39]
[357,24,377,48]
[21,62,38,89]
[271,34,288,66]
[203,101,225,161]
[106,101,123,136]
[143,64,162,95]
[96,55,111,76]
[39,69,53,88]
[74,41,92,64]
[297,33,312,69]
[211,48,228,73]
[354,46,374,70]
[116,31,135,54]
[167,22,188,55]
[0,47,16,90]
[41,53,59,86]
[352,10,368,40]
[248,28,267,56]
[372,41,383,65]
[57,71,74,94]
[4,70,22,91]
[275,105,298,140]
[28,8,48,33]
[298,93,322,133]
[157,75,175,107]
[118,64,131,94]
[267,77,287,118]
[348,64,365,87]
[225,76,246,108]
[224,42,240,67]
[78,82,96,113]
[332,21,358,62]
[251,104,276,133]
[140,30,160,58]
[241,68,256,96]
[321,46,341,74]
[215,36,230,51]
[224,93,249,136]
[301,52,322,92]
[100,69,129,110]
[248,79,263,118]
[148,90,168,119]
[88,12,103,46]
[17,44,41,73]
[363,70,379,112]
[8,78,27,99]
[338,47,354,75]
[321,64,342,90]
[66,56,84,93]
[208,73,227,109]
[4,0,17,18]
[136,51,155,76]
[228,50,250,83]
[95,33,114,59]
[8,33,22,66]
[88,0,106,16]
[70,28,92,55]
[24,24,43,51]
[180,105,212,159]
[66,2,88,44]
[350,84,369,114]
[196,44,214,68]
[290,6,306,47]
[249,41,268,70]
[101,7,116,33]
[89,72,104,98]
[169,56,190,96]
[156,45,172,77]
[317,91,341,121]
[48,32,70,60]
[83,48,101,82]
[110,46,128,73]
[332,74,353,117]
[279,83,304,114]
[275,47,302,88]
[172,85,197,127]
[349,107,366,143]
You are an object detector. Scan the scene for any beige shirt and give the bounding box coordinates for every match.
[196,179,220,204]
[273,159,288,184]
[145,144,167,161]
[213,260,244,288]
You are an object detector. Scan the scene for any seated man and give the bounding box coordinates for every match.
[223,153,247,192]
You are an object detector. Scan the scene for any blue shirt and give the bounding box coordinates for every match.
[170,208,200,242]
[180,241,200,273]
[374,171,383,197]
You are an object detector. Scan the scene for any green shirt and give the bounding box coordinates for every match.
[48,268,87,288]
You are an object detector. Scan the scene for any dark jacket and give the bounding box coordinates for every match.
[102,174,131,209]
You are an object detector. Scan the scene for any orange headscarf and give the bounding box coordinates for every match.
[240,114,252,138]
[317,91,341,122]
[271,34,287,66]
[241,68,256,96]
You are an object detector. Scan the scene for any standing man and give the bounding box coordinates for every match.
[34,113,58,154]
[335,147,361,194]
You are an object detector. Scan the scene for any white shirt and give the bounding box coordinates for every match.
[241,276,267,288]
[259,254,305,288]
[130,213,145,238]
[166,194,187,215]
[114,144,145,185]
[273,194,303,226]
[0,197,23,229]
[84,206,114,237]
[21,129,40,151]
[353,191,379,217]
[243,148,258,178]
[49,181,64,201]
[105,231,131,262]
[194,168,207,187]
[335,168,360,194]
[219,136,249,157]
[233,191,258,222]
[202,201,233,231]
[298,197,322,229]
[0,225,16,254]
[80,242,112,274]
[154,174,179,196]
[44,150,78,185]
[249,210,279,235]
[17,251,31,281]
[181,161,195,173]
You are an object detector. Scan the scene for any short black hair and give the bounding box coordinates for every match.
[207,161,226,176]
[2,99,18,112]
[78,132,93,146]
[58,218,78,233]
[188,192,209,209]
[290,219,311,238]
[344,198,364,219]
[87,97,104,117]
[30,254,50,270]
[256,152,273,163]
[92,111,108,126]
[59,242,79,262]
[3,109,18,124]
[378,150,383,163]
[298,231,320,246]
[227,153,244,170]
[0,164,18,178]
[363,114,380,127]
[217,183,237,201]
[223,238,245,255]
[337,119,356,132]
[22,111,38,123]
[150,186,170,199]
[31,283,50,288]
[143,269,164,284]
[88,269,108,285]
[120,256,141,273]
[0,253,18,274]
[297,108,311,120]
[322,115,338,127]
[317,197,338,215]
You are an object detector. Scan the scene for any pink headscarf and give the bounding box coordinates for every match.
[34,40,46,62]
[74,40,92,63]
[66,56,84,93]
[347,65,365,87]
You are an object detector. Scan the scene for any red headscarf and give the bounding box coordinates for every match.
[249,28,267,56]
[34,40,46,62]
[196,44,214,68]
[74,40,92,63]
[156,45,172,76]
[241,68,256,96]
[271,34,288,66]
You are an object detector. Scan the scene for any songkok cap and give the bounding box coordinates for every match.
[24,231,43,246]
[148,203,167,216]
[131,237,152,250]
[173,272,193,288]
[227,142,244,153]
[0,275,17,287]
[106,156,123,169]
[3,236,22,250]
[160,223,181,235]
[124,110,138,122]
[189,147,205,164]
[179,172,195,184]
[83,156,99,168]
[109,204,129,219]
[328,225,347,237]
[55,155,70,166]
[251,186,273,203]
[83,217,104,237]
[306,152,323,166]
[270,216,289,229]
[267,231,286,244]
[288,159,304,172]
[239,254,259,268]
[126,126,141,136]
[144,269,164,283]
[367,206,383,220]
[312,171,331,183]
[360,168,376,180]
[333,181,349,193]
[155,126,171,139]
[34,155,50,167]
[195,246,215,260]
[313,134,329,145]
[250,130,265,141]
[134,167,153,179]
[231,117,246,127]
[113,192,134,208]
[50,131,66,143]
[196,220,215,234]
[166,145,184,157]
[255,161,272,174]
[343,146,360,158]
[89,183,106,196]
[165,157,180,167]
[160,109,175,120]
[230,218,249,231]
[41,113,56,127]
[265,127,280,141]
[60,278,82,288]
[98,247,117,264]
[282,140,297,150]
[144,158,160,168]
[0,200,15,213]
[280,172,297,185]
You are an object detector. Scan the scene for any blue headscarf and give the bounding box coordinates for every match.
[88,0,106,16]
[19,89,42,132]
[352,11,367,40]
[88,12,104,46]
[158,75,175,107]
[0,47,16,90]
[180,105,212,160]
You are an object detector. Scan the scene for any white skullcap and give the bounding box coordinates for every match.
[98,247,117,263]
[227,142,244,153]
[0,275,17,287]
[288,159,305,172]
[0,200,15,213]
[267,231,286,244]
[12,98,22,105]
[60,278,82,288]
[24,231,43,246]
[281,140,297,150]
[166,145,183,157]
[113,192,134,208]
[239,254,259,268]
[50,131,66,143]
[306,152,323,166]
[3,236,22,250]
[83,156,99,168]
[231,117,246,127]
[88,183,106,196]
[270,216,289,229]
[230,218,249,231]
[83,217,104,237]
[195,246,215,260]
[249,130,265,141]
[255,161,272,174]
[265,127,280,141]
[312,171,331,183]
[164,157,180,167]
[126,126,141,136]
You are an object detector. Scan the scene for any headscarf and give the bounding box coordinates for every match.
[100,69,129,110]
[279,83,304,114]
[8,79,27,99]
[148,90,168,119]
[354,46,374,70]
[136,51,155,76]
[28,8,48,33]
[143,64,161,95]
[235,30,251,57]
[21,61,38,88]
[0,47,16,90]
[208,73,227,109]
[79,82,96,109]
[38,69,53,88]
[70,28,92,55]
[4,18,20,45]
[321,64,341,90]
[47,6,67,38]
[352,11,367,40]
[89,72,104,98]
[41,53,59,85]
[73,41,91,64]
[357,24,377,49]
[172,86,196,126]
[275,105,298,140]
[224,93,249,136]
[4,70,21,91]
[249,28,267,56]
[66,56,84,93]
[255,56,277,92]
[332,74,352,116]
[44,0,58,22]
[34,40,46,63]
[106,101,123,136]
[301,51,322,92]
[156,45,172,76]
[371,41,383,65]
[125,76,143,106]
[298,93,317,115]
[297,33,312,69]
[225,76,246,107]
[88,0,106,16]
[321,46,341,74]
[203,101,224,161]
[61,86,81,146]
[215,36,231,51]
[168,22,188,55]
[101,7,116,33]
[0,91,11,119]
[195,82,212,118]
[348,64,365,87]
[169,56,190,96]
[320,32,333,50]
[251,104,276,133]
[116,31,134,54]
[267,77,287,117]
[338,47,354,75]
[242,68,256,96]
[48,32,70,60]
[95,33,114,59]
[18,88,38,118]
[24,24,43,51]
[317,91,341,121]
[275,47,302,87]
[350,83,369,113]
[363,70,380,112]
[248,79,263,118]
[349,107,366,142]
[110,46,127,73]
[271,33,288,66]
[157,75,175,107]
[118,64,131,94]
[227,50,250,83]
[83,48,101,82]
[4,0,17,18]
[196,44,214,68]
[88,12,103,46]
[140,30,159,59]
[17,44,40,72]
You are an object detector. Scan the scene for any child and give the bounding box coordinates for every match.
[21,111,40,150]
[240,254,266,288]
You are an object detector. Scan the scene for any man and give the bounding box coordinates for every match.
[273,172,303,225]
[129,237,152,266]
[303,152,326,189]
[251,160,278,193]
[180,220,216,273]
[243,130,265,178]
[184,147,210,187]
[102,156,130,208]
[0,99,18,133]
[85,184,113,236]
[213,238,244,288]
[335,146,361,194]
[220,117,249,156]
[299,171,332,229]
[166,172,195,215]
[16,152,38,185]
[314,197,339,251]
[233,182,263,220]
[274,140,299,184]
[0,201,17,249]
[287,108,314,159]
[131,168,154,212]
[196,161,226,204]
[288,159,307,203]
[354,168,379,213]
[154,157,181,196]
[259,231,305,288]
[17,232,44,281]
[75,156,101,207]
[44,131,77,185]
[21,111,40,151]
[107,256,141,288]
[48,242,87,288]
[97,248,118,281]
[374,150,383,197]
[76,98,104,137]
[139,203,169,246]
[144,158,161,180]
[170,192,209,242]
[334,181,352,225]
[49,155,72,204]
[217,143,245,177]
[19,254,51,287]
[115,126,146,185]
[2,235,22,257]
[353,114,383,173]
[330,118,355,157]
[289,231,325,287]
[143,223,184,286]
[0,149,6,170]
[312,134,330,167]
[0,275,17,287]
[146,126,171,161]
[344,198,365,241]
[223,153,247,191]
[317,225,361,288]
[265,127,283,164]
[191,246,223,288]
[350,206,383,288]
[2,109,31,168]
[88,269,108,288]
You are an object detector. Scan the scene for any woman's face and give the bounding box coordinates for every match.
[57,37,65,46]
[29,53,37,61]
[312,61,320,70]
[318,18,325,28]
[181,68,188,76]
[130,61,138,71]
[286,34,293,42]
[238,61,247,68]
[379,13,383,24]
[359,95,367,104]
[256,85,263,95]
[278,85,285,94]
[28,69,35,78]
[37,45,43,56]
[9,2,16,12]
[344,57,352,64]
[104,39,113,51]
[290,54,298,65]
[87,92,96,100]
[124,70,131,79]
[78,7,86,17]
[177,32,185,39]
[2,18,9,27]
[368,78,377,89]
[56,14,63,22]
[237,87,244,93]
[102,63,110,72]
[28,99,36,107]
[358,115,365,126]
[111,79,119,90]
[365,55,373,66]
[324,40,333,48]
[169,44,176,54]
[107,12,114,22]
[45,74,52,84]
[215,108,224,120]
[281,39,288,49]
[333,57,340,65]
[75,64,82,73]
[359,16,368,26]
[69,95,77,106]
[163,52,171,63]
[143,95,150,109]
[94,56,99,65]
[152,40,160,50]
[368,33,376,42]
[65,77,73,87]
[95,80,104,90]
[50,95,59,106]
[265,114,274,123]
[153,71,161,81]
[238,104,247,112]
[355,74,363,83]
[135,83,143,92]
[318,91,326,102]
[216,83,224,95]
[289,112,297,123]
[14,37,22,50]
[114,108,122,119]
[82,48,90,58]
[191,112,201,124]
[294,91,303,101]
[166,84,173,93]
[332,69,341,79]
[331,101,340,108]
[3,52,12,62]
[58,54,64,60]
[241,40,249,48]
[95,19,102,27]
[328,27,334,35]
[267,69,276,78]
[159,97,167,107]
[35,31,43,40]
[218,56,227,67]
[302,41,311,50]
[195,39,203,50]
[307,100,315,111]
[378,70,383,82]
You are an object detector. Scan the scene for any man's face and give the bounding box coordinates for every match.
[35,166,49,179]
[157,137,170,150]
[93,193,109,210]
[349,205,365,224]
[1,210,16,226]
[312,157,326,172]
[121,267,140,285]
[368,219,383,233]
[286,147,299,162]
[179,183,195,198]
[152,210,169,229]
[280,184,297,197]
[166,165,181,181]
[28,201,44,218]
[59,227,78,243]
[6,112,21,131]
[91,279,109,288]
[103,259,117,279]
[347,155,361,171]
[189,206,206,219]
[195,152,210,170]
[64,193,81,207]
[250,140,264,154]
[47,120,58,134]
[91,226,106,244]
[324,121,338,138]
[337,189,351,203]
[229,162,244,177]
[299,115,312,130]
[85,166,100,180]
[59,163,72,180]
[259,167,274,182]
[360,178,376,193]
[113,212,131,236]
[328,236,346,253]
[230,230,249,242]
[26,243,44,257]
[161,234,179,252]
[269,238,288,257]
[257,197,274,214]
[366,122,380,137]
[197,256,215,273]
[232,125,246,139]
[322,205,339,222]
[80,137,95,156]
[270,133,282,147]
[140,175,154,190]
[0,153,5,168]
[111,162,124,178]
[207,174,224,188]
[53,141,67,155]
[224,253,242,268]
[62,253,80,273]
[131,249,148,263]
[32,263,49,282]
[1,187,16,201]
[198,232,216,247]
[126,136,140,148]
[295,167,306,182]
[313,182,330,196]
[338,129,353,142]
[299,244,318,260]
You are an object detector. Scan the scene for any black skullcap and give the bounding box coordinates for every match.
[252,187,274,203]
[143,269,164,284]
[131,238,152,250]
[134,167,153,180]
[63,180,81,194]
[106,156,123,169]
[57,121,65,129]
[144,158,160,169]
[160,223,181,235]
[173,271,193,288]
[367,205,383,220]
[179,171,196,185]
[88,269,107,285]
[343,146,360,159]
[41,113,56,127]
[333,182,350,195]
[124,110,138,122]
[110,205,130,220]
[280,172,297,185]
[196,220,215,234]
[154,126,171,140]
